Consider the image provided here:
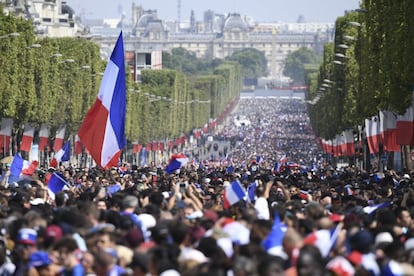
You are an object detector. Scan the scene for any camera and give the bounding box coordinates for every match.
[179,182,187,194]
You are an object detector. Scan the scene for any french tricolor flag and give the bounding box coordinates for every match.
[262,214,287,258]
[304,223,342,258]
[9,153,38,183]
[346,187,354,196]
[78,32,126,169]
[49,141,71,168]
[223,180,246,209]
[165,153,189,174]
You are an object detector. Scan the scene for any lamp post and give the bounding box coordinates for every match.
[0,32,20,39]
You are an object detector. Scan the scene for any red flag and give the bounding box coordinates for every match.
[20,124,35,152]
[0,118,13,154]
[53,125,66,152]
[38,124,50,152]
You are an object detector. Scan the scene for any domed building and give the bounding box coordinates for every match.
[133,10,167,40]
[222,13,249,41]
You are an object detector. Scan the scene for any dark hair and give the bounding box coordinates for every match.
[53,236,78,252]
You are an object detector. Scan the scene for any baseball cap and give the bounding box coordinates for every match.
[29,251,51,267]
[17,228,37,246]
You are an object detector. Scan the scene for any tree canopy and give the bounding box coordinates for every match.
[283,47,321,84]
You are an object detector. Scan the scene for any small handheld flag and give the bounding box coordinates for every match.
[49,141,71,168]
[165,153,189,174]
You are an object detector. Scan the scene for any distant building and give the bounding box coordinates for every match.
[1,0,85,37]
[1,1,335,82]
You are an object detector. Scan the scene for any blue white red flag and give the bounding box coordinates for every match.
[246,181,257,203]
[47,172,68,200]
[9,153,38,182]
[363,201,391,215]
[78,31,126,169]
[223,180,246,209]
[49,141,71,168]
[304,223,342,258]
[165,153,189,174]
[274,154,287,173]
[262,214,287,258]
[346,187,354,196]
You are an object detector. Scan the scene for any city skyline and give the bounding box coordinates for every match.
[66,0,361,24]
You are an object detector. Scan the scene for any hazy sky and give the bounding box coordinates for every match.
[66,0,361,23]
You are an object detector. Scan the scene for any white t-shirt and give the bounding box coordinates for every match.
[254,197,270,220]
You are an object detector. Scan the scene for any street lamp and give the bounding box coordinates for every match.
[338,44,349,49]
[0,32,20,39]
[59,58,75,64]
[51,53,63,58]
[335,53,346,58]
[343,35,355,41]
[27,43,41,49]
[349,21,362,28]
[333,60,343,65]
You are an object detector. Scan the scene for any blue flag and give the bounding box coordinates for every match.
[262,214,287,256]
[48,172,67,199]
[247,181,257,203]
[9,154,24,183]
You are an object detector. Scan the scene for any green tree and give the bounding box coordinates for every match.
[226,48,267,81]
[284,47,321,84]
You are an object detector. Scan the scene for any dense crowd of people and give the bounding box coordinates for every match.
[0,96,413,275]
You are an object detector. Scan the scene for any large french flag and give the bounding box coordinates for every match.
[365,115,381,154]
[223,180,246,209]
[20,123,35,152]
[78,32,126,169]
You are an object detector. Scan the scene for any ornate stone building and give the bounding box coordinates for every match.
[1,1,334,81]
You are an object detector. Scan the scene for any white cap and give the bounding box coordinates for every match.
[375,232,393,246]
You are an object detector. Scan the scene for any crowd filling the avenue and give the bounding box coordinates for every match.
[1,96,414,276]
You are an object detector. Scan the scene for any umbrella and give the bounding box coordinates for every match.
[0,156,13,164]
